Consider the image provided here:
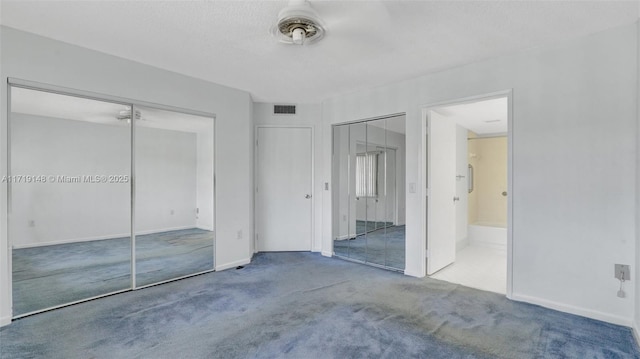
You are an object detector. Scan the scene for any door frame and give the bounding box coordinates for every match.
[421,89,513,298]
[254,125,314,253]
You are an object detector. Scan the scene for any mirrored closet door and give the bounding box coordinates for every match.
[9,84,215,317]
[9,87,132,316]
[134,105,215,287]
[332,115,406,271]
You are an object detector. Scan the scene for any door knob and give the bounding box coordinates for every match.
[305,194,312,199]
[502,191,507,197]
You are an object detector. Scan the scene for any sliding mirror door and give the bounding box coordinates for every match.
[134,106,214,287]
[10,86,132,316]
[348,122,367,262]
[385,115,405,270]
[332,125,351,258]
[363,119,387,267]
[332,115,406,271]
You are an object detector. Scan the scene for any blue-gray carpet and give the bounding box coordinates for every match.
[2,252,637,358]
[12,228,214,316]
[355,220,394,235]
[334,225,405,270]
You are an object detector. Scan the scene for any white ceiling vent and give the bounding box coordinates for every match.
[274,105,296,115]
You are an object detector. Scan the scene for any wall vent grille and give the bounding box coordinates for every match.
[274,105,296,115]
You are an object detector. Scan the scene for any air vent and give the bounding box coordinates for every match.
[274,105,296,115]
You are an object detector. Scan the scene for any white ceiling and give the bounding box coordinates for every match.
[1,1,638,104]
[11,87,213,133]
[435,97,507,135]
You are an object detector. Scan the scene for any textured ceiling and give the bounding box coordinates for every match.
[1,1,638,104]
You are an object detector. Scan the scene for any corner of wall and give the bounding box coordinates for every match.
[215,258,251,272]
[0,315,11,327]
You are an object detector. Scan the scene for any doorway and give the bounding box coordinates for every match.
[424,94,510,294]
[255,126,313,252]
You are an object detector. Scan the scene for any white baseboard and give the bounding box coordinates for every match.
[633,321,640,347]
[1,315,11,327]
[404,269,425,278]
[321,251,332,257]
[13,225,200,249]
[196,225,214,231]
[511,293,631,327]
[215,258,251,271]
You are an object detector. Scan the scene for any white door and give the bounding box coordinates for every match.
[256,127,312,251]
[427,111,457,275]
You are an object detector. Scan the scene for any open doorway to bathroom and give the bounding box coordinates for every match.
[425,94,509,294]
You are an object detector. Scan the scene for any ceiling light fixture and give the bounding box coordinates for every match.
[271,0,325,45]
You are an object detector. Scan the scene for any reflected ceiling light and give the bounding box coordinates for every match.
[116,109,142,123]
[271,0,325,45]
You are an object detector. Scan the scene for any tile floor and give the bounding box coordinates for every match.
[430,244,507,294]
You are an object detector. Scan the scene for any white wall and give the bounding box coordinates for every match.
[322,22,637,326]
[135,126,198,234]
[0,26,253,326]
[10,114,131,247]
[252,103,323,252]
[9,114,200,247]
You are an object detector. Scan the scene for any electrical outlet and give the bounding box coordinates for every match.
[615,264,630,281]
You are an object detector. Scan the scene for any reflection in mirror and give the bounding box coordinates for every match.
[364,120,387,267]
[332,115,406,271]
[134,106,215,287]
[332,125,350,258]
[10,87,132,316]
[384,115,406,270]
[347,122,367,262]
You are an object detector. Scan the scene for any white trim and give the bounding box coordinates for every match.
[633,321,640,347]
[321,251,332,257]
[420,89,513,298]
[0,315,11,327]
[215,258,251,271]
[511,293,632,327]
[7,78,216,119]
[11,226,198,249]
[404,269,423,278]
